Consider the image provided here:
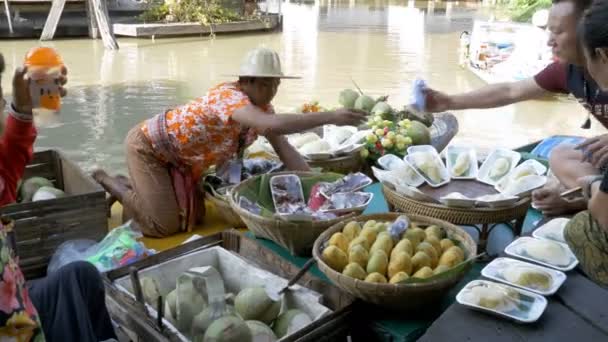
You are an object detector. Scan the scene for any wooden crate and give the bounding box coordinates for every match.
[104,230,356,342]
[0,150,107,279]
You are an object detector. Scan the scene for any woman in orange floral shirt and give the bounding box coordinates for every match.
[93,47,366,237]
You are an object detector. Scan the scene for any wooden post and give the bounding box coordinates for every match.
[89,0,119,50]
[3,0,13,34]
[40,0,67,41]
[86,0,100,39]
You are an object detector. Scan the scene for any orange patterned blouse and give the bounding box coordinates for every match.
[142,82,269,178]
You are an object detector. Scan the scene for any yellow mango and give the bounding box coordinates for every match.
[388,252,413,278]
[440,239,455,254]
[412,266,434,279]
[365,272,387,283]
[322,246,348,272]
[391,239,414,259]
[360,227,378,247]
[366,250,389,276]
[342,263,367,280]
[342,221,362,241]
[389,272,410,284]
[411,251,432,273]
[425,225,445,239]
[348,236,370,251]
[370,234,394,256]
[348,244,369,268]
[438,249,464,268]
[416,242,439,268]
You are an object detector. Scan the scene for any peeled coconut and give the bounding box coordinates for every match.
[246,320,277,342]
[32,186,65,202]
[339,89,360,109]
[20,177,53,202]
[140,277,161,307]
[203,316,252,342]
[191,305,237,338]
[272,309,312,339]
[234,287,281,324]
[354,95,376,113]
[176,282,207,333]
[299,140,331,155]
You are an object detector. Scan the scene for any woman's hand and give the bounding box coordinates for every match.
[330,108,367,126]
[12,66,68,114]
[423,87,452,113]
[576,134,608,169]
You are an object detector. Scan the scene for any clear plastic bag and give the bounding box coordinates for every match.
[47,221,154,274]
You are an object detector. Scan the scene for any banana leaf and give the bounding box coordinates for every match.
[236,173,344,216]
[395,257,474,285]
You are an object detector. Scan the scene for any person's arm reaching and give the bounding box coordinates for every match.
[266,134,311,171]
[424,62,566,112]
[233,106,366,136]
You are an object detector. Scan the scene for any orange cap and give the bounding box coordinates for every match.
[24,47,63,68]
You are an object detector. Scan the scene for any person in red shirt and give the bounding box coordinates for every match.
[423,0,603,217]
[0,53,117,341]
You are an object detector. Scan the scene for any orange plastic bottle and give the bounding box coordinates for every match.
[23,47,64,115]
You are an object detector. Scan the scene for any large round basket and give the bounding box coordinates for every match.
[382,184,530,228]
[229,171,363,256]
[313,213,476,311]
[205,191,246,228]
[308,153,365,175]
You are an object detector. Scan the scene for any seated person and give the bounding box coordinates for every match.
[423,0,608,216]
[564,0,608,287]
[93,47,367,238]
[0,53,117,341]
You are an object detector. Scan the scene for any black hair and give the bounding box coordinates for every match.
[579,0,608,58]
[552,0,593,13]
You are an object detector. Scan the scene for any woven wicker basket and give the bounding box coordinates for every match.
[205,191,246,228]
[313,213,476,311]
[229,171,363,256]
[382,184,530,225]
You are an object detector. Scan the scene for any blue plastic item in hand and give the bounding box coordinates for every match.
[411,79,427,112]
[530,135,586,159]
[389,215,410,240]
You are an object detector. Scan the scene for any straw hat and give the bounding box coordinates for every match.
[232,47,300,79]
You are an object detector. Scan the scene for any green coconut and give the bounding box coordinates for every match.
[406,120,432,145]
[140,277,161,307]
[246,320,277,342]
[203,316,252,342]
[20,177,53,202]
[338,89,360,109]
[32,186,65,202]
[354,95,376,113]
[191,305,237,339]
[371,102,393,119]
[234,287,281,324]
[272,309,312,339]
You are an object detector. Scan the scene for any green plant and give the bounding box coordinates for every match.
[507,0,552,22]
[140,0,245,26]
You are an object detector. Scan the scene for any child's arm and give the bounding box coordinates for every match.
[0,108,36,205]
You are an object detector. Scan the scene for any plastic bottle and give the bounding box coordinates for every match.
[23,47,64,116]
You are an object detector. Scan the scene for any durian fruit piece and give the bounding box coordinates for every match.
[452,152,471,177]
[463,284,519,312]
[510,164,537,182]
[503,266,553,291]
[520,239,571,266]
[413,153,443,184]
[299,139,331,155]
[489,157,510,180]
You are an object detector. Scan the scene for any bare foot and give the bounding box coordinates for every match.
[91,169,130,202]
[115,174,132,189]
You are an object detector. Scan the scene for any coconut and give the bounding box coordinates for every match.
[354,95,376,113]
[176,282,207,333]
[246,320,277,342]
[272,309,312,339]
[20,177,53,202]
[234,287,281,324]
[406,120,431,145]
[371,102,393,119]
[32,186,66,201]
[140,277,161,307]
[203,316,252,342]
[339,89,360,109]
[191,305,237,338]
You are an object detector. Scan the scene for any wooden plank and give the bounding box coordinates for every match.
[418,300,608,342]
[39,0,67,40]
[60,150,102,195]
[556,272,608,334]
[89,0,118,50]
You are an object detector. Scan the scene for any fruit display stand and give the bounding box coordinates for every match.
[383,181,530,256]
[1,150,107,279]
[103,229,356,341]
